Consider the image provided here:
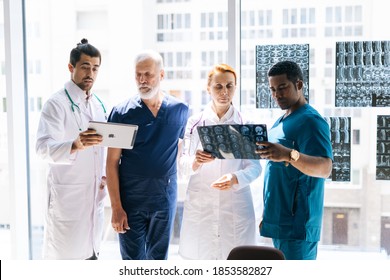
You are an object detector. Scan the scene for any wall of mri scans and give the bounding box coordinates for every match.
[255,41,390,182]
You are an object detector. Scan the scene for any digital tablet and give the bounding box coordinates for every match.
[197,124,268,159]
[88,121,138,149]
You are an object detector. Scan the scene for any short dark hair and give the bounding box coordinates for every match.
[267,60,303,83]
[69,38,101,67]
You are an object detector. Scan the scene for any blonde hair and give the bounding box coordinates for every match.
[207,63,237,86]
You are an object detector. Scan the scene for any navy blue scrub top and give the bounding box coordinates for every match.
[108,94,188,178]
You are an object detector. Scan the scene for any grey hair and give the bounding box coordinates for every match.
[134,50,164,70]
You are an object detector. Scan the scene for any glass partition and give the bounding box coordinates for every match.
[24,0,229,259]
[241,0,390,258]
[0,0,11,259]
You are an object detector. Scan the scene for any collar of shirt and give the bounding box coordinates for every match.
[65,80,90,106]
[204,102,235,124]
[85,92,92,107]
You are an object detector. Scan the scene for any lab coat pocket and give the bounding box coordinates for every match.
[49,183,88,221]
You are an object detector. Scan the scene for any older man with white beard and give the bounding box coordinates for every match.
[105,50,189,260]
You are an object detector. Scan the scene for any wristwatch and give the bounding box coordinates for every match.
[290,149,300,162]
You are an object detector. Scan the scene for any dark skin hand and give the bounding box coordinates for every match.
[255,141,332,179]
[255,141,290,163]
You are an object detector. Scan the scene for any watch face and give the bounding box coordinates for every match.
[291,150,300,161]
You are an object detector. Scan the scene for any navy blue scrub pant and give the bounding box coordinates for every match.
[118,208,176,260]
[118,175,177,260]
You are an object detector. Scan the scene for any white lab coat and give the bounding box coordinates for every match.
[36,80,107,260]
[178,104,261,260]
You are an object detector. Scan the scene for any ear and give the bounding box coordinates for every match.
[160,69,165,81]
[296,80,303,90]
[68,63,74,73]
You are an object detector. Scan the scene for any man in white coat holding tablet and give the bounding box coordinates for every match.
[36,39,107,260]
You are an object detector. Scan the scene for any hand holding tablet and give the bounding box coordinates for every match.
[88,121,138,149]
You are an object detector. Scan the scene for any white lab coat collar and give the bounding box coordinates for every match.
[64,80,89,105]
[203,102,243,125]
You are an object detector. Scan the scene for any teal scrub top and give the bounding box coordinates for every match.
[260,104,333,242]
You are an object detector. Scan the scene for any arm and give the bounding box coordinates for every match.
[256,142,332,178]
[36,99,102,162]
[289,152,332,178]
[106,147,129,233]
[36,100,74,163]
[232,159,262,190]
[178,114,206,173]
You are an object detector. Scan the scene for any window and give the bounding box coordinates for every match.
[326,48,333,64]
[242,0,390,260]
[0,0,10,260]
[2,0,390,263]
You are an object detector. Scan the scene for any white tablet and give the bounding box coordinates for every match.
[88,121,138,149]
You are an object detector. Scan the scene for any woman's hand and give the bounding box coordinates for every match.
[210,173,238,190]
[192,149,215,171]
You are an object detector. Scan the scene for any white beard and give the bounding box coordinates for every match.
[138,86,159,100]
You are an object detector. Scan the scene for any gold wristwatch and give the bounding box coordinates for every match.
[290,149,300,162]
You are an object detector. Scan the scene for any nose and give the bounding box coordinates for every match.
[138,74,147,84]
[220,87,228,95]
[272,89,283,98]
[86,67,94,76]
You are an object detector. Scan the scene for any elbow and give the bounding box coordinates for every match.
[322,158,333,178]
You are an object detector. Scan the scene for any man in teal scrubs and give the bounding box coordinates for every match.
[256,61,333,260]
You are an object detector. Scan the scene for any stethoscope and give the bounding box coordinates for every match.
[64,88,107,131]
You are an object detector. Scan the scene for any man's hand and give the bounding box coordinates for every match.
[111,207,130,234]
[71,129,103,153]
[255,141,290,163]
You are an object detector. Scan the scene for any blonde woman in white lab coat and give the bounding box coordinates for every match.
[36,39,107,260]
[178,64,262,260]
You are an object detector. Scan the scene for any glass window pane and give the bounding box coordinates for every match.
[326,7,333,22]
[335,6,342,23]
[309,8,316,23]
[282,9,288,24]
[0,0,11,259]
[291,8,297,24]
[345,6,353,22]
[355,6,362,22]
[300,8,307,24]
[22,0,229,260]
[242,0,390,260]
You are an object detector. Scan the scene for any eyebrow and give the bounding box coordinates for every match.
[270,82,288,89]
[214,81,235,85]
[80,62,100,67]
